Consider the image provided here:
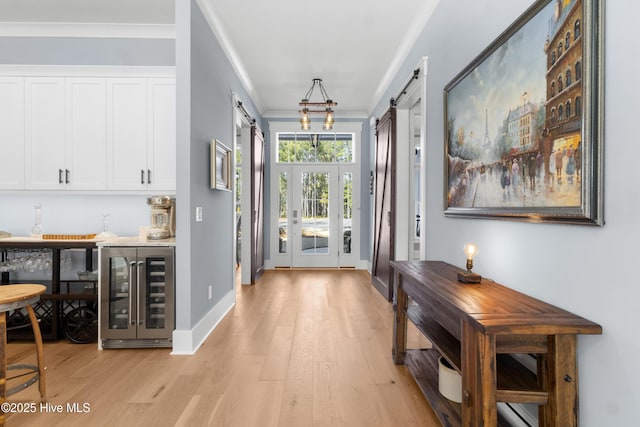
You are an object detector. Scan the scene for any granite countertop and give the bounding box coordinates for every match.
[96,236,176,247]
[0,236,175,247]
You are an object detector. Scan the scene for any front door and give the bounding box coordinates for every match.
[290,165,339,267]
[270,129,359,269]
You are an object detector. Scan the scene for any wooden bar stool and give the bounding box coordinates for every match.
[0,284,47,426]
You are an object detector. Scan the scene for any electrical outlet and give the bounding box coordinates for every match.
[208,285,213,300]
[196,206,203,222]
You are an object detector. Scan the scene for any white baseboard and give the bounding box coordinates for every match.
[264,259,371,270]
[171,289,235,355]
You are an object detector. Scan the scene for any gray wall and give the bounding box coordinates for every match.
[371,0,637,425]
[0,37,174,65]
[175,0,261,329]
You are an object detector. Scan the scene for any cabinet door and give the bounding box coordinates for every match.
[25,77,67,189]
[107,78,148,190]
[0,77,25,190]
[147,78,176,192]
[66,77,107,190]
[100,247,138,340]
[137,247,174,339]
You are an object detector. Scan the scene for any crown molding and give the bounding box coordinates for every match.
[0,22,175,39]
[195,0,263,114]
[367,0,439,114]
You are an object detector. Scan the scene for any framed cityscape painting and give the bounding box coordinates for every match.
[443,0,604,225]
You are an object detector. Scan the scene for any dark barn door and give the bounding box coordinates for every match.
[371,107,396,301]
[250,125,265,283]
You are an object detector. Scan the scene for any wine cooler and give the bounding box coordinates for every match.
[100,246,174,348]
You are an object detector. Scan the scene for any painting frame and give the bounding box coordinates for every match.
[211,139,232,191]
[443,0,604,225]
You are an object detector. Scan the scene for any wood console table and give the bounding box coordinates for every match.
[391,261,602,427]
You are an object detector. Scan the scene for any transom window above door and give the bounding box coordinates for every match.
[276,132,354,163]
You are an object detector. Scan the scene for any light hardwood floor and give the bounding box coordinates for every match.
[5,269,439,426]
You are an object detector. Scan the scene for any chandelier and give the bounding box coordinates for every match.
[299,78,337,130]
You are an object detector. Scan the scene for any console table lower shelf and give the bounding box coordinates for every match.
[405,348,536,427]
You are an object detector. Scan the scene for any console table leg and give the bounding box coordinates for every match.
[540,334,579,427]
[392,271,407,365]
[462,322,497,427]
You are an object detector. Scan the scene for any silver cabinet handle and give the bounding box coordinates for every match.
[65,169,70,184]
[128,261,136,325]
[59,169,64,184]
[141,169,145,184]
[137,260,144,326]
[147,169,151,185]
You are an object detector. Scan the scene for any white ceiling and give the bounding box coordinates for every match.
[0,0,439,117]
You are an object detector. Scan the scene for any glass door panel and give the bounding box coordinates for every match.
[145,257,167,329]
[109,256,131,330]
[300,171,329,255]
[101,247,137,340]
[137,247,174,339]
[343,172,353,255]
[278,171,288,254]
[291,165,338,267]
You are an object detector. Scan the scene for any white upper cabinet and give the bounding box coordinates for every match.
[25,77,67,190]
[1,67,176,193]
[66,78,107,190]
[107,77,176,192]
[107,78,149,190]
[0,77,25,190]
[25,76,107,190]
[147,78,176,192]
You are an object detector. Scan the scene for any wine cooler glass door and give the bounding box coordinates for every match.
[138,247,175,339]
[101,248,137,339]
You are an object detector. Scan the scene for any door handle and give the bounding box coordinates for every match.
[65,169,70,184]
[129,261,136,325]
[137,260,144,326]
[141,169,145,184]
[147,169,151,185]
[59,169,64,184]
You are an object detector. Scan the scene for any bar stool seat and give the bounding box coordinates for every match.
[0,284,47,425]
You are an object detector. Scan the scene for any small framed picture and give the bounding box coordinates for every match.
[211,139,232,190]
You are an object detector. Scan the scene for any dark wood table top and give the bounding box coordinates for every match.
[0,236,99,249]
[391,260,602,336]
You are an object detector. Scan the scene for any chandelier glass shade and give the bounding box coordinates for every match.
[298,78,337,130]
